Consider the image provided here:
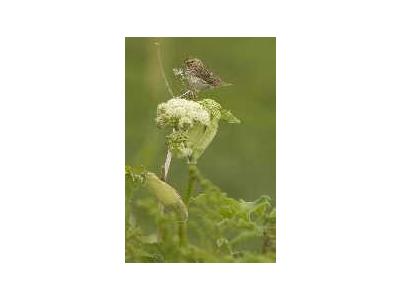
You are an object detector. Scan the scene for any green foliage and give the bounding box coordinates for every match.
[198,98,241,124]
[125,165,275,263]
[125,165,146,187]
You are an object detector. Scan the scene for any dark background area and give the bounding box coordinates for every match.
[125,37,275,202]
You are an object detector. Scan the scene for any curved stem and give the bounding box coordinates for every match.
[154,41,174,97]
[156,41,173,183]
[154,41,174,243]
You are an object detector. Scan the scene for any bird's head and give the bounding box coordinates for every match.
[184,57,203,68]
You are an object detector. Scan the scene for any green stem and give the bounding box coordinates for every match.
[178,222,187,247]
[184,164,197,204]
[178,163,197,247]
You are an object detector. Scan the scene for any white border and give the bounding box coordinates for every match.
[1,1,400,299]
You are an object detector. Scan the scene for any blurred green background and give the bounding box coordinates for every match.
[125,37,275,202]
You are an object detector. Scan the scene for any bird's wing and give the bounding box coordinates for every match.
[193,64,222,85]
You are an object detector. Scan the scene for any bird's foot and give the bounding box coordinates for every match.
[178,90,198,100]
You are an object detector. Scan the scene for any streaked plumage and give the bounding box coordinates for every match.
[174,58,232,94]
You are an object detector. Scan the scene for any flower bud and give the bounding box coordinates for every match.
[145,172,188,221]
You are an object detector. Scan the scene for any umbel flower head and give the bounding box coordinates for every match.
[156,98,240,163]
[156,98,210,130]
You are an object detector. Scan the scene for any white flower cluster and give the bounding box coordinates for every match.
[156,98,210,129]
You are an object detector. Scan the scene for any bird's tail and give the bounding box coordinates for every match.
[220,82,233,87]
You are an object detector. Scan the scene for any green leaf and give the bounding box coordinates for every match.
[221,109,241,124]
[199,98,241,124]
[187,119,219,162]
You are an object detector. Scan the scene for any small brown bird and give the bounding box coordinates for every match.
[174,58,232,95]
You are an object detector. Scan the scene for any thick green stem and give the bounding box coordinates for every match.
[178,163,197,247]
[178,222,187,247]
[184,164,197,204]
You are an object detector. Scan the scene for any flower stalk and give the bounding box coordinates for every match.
[153,44,240,248]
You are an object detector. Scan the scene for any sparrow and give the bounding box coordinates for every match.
[174,58,232,96]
